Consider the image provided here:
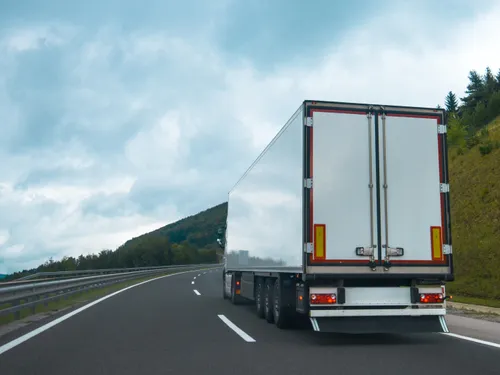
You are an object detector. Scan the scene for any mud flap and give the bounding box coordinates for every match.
[310,315,449,334]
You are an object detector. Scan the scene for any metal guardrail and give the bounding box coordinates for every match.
[0,263,221,321]
[15,264,201,281]
[0,263,221,287]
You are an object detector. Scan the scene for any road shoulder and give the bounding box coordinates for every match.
[445,312,500,346]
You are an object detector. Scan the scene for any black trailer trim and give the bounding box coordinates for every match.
[306,273,450,281]
[441,110,454,280]
[302,101,309,279]
[305,105,369,116]
[381,109,444,117]
[307,261,449,268]
[304,100,445,113]
[228,268,300,275]
[312,315,447,334]
[304,272,451,281]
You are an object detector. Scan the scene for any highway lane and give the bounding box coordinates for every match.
[0,268,249,375]
[0,268,499,375]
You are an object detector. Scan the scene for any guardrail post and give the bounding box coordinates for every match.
[13,300,21,320]
[32,295,38,314]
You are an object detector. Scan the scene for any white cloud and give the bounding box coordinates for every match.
[0,230,9,247]
[125,110,196,172]
[1,24,75,52]
[3,244,24,259]
[1,1,500,273]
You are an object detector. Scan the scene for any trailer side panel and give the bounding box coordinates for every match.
[224,106,304,271]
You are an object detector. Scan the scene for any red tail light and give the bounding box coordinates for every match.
[310,293,337,304]
[419,293,444,303]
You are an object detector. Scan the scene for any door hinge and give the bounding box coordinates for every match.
[304,178,313,188]
[304,243,313,253]
[438,125,447,134]
[443,244,452,254]
[440,183,450,193]
[304,117,313,127]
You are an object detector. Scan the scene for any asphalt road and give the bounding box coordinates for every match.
[0,268,499,375]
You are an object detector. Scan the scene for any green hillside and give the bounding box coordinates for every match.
[116,202,228,265]
[441,66,500,303]
[447,117,500,301]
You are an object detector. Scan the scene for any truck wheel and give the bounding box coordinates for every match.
[255,280,265,318]
[222,275,228,300]
[230,281,238,304]
[264,279,274,323]
[273,278,292,329]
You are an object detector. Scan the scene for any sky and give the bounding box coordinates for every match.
[0,0,499,274]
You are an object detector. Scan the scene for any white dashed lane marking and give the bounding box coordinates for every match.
[218,314,256,343]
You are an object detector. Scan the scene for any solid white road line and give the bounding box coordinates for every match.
[0,269,202,356]
[443,333,500,349]
[193,290,201,296]
[217,314,256,343]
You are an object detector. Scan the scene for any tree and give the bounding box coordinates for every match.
[483,67,497,105]
[445,91,458,113]
[461,70,485,112]
[487,91,500,122]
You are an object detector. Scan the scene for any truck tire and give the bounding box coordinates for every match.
[273,278,292,329]
[264,279,274,323]
[255,279,265,318]
[222,275,228,299]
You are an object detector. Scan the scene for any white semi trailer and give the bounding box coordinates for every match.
[217,100,454,333]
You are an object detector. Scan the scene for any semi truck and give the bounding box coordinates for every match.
[217,100,454,333]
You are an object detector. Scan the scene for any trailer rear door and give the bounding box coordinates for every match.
[377,112,447,267]
[304,102,452,277]
[306,109,376,268]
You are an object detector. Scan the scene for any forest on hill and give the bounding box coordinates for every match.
[444,67,500,153]
[4,66,500,303]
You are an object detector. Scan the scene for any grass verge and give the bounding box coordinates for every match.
[0,267,210,327]
[449,295,500,309]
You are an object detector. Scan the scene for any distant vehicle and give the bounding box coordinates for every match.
[218,100,453,333]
